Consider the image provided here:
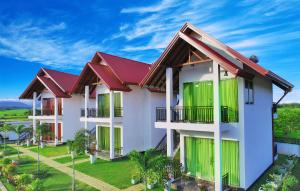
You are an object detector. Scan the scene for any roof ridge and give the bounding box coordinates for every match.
[43,68,79,77]
[97,51,150,66]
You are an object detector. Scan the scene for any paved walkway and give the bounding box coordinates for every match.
[0,181,7,191]
[12,145,144,191]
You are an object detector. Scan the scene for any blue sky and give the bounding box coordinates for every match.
[0,0,299,102]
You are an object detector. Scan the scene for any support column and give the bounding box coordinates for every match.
[54,97,59,146]
[84,85,89,131]
[213,62,222,191]
[109,91,115,159]
[180,134,185,168]
[96,125,99,151]
[32,92,37,144]
[166,67,174,157]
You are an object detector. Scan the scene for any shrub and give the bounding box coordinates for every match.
[15,174,33,190]
[33,169,50,179]
[3,158,11,166]
[26,178,43,191]
[281,174,298,191]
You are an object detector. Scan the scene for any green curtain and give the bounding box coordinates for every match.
[98,94,110,117]
[114,128,121,154]
[183,81,214,122]
[98,126,121,154]
[98,93,121,117]
[185,137,215,181]
[222,140,240,186]
[220,78,239,122]
[114,92,122,117]
[185,137,240,186]
[99,126,110,150]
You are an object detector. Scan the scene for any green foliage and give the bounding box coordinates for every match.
[73,129,89,155]
[0,109,30,121]
[15,174,33,190]
[3,158,11,165]
[4,164,17,178]
[274,106,300,142]
[26,178,43,191]
[282,174,298,191]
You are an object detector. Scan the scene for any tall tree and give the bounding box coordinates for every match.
[10,124,26,159]
[0,123,12,153]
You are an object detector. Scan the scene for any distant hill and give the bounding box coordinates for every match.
[0,100,31,109]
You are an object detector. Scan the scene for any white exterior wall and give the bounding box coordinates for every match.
[243,75,273,189]
[93,84,165,155]
[62,95,82,141]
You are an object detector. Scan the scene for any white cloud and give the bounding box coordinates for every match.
[121,0,178,14]
[0,21,103,69]
[274,89,300,103]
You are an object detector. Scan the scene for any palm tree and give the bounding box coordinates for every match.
[10,124,26,159]
[128,149,169,190]
[0,123,12,153]
[67,129,89,191]
[35,124,52,176]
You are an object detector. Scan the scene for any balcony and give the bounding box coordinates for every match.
[29,109,56,116]
[156,106,233,123]
[81,107,123,118]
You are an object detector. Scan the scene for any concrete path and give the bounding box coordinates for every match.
[0,181,7,191]
[12,145,144,191]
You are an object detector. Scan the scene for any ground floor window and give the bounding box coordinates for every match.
[98,126,121,154]
[185,137,240,186]
[42,123,62,142]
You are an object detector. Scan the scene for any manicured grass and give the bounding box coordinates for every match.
[74,158,137,189]
[0,156,99,191]
[54,154,88,164]
[30,144,68,157]
[0,144,20,156]
[0,109,30,121]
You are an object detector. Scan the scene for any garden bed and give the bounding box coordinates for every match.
[0,145,20,156]
[0,156,99,191]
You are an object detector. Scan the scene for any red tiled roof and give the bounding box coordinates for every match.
[95,52,151,85]
[37,76,70,98]
[20,68,78,99]
[73,52,151,94]
[43,69,78,93]
[88,62,131,91]
[141,23,293,92]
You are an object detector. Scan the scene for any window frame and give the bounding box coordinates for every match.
[245,80,254,104]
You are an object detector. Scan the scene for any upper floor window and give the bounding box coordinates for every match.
[245,80,254,104]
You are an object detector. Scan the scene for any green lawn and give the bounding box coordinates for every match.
[54,154,88,164]
[74,158,137,189]
[0,144,20,156]
[0,156,99,191]
[30,144,68,157]
[274,105,300,143]
[0,109,30,121]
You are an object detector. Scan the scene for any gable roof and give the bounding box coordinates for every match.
[141,23,293,92]
[73,52,150,94]
[20,68,78,99]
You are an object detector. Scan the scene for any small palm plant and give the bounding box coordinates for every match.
[0,123,12,154]
[10,125,26,159]
[128,149,169,190]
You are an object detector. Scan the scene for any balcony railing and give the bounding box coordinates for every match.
[81,107,123,118]
[156,106,232,123]
[29,109,56,116]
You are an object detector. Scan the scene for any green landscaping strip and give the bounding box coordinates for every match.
[54,154,88,164]
[0,156,99,191]
[29,145,68,157]
[74,158,137,189]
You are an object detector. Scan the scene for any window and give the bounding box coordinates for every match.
[245,80,254,104]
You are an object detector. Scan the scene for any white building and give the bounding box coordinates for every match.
[72,52,166,160]
[20,68,84,145]
[141,23,294,190]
